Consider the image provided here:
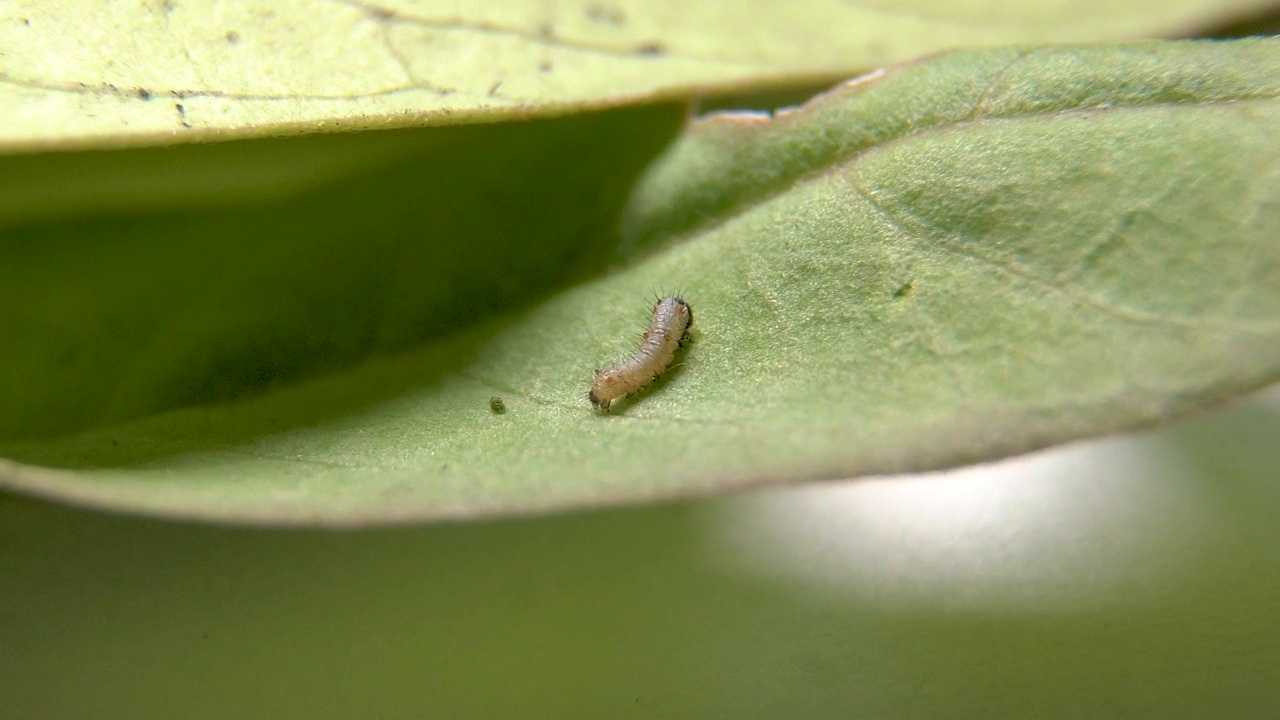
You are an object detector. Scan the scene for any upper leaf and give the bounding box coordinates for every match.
[1,0,1277,149]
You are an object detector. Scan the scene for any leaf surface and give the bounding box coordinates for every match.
[2,39,1278,525]
[2,0,1277,148]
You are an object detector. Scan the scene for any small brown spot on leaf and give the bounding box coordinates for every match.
[225,30,240,43]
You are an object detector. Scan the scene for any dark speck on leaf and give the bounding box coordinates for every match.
[585,4,626,25]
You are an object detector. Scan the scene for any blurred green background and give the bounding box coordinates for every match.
[3,388,1276,719]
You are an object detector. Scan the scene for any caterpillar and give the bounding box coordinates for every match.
[589,296,692,411]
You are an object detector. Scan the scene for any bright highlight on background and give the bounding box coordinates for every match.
[706,426,1228,613]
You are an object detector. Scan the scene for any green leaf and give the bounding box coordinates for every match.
[1,0,1276,149]
[2,38,1279,525]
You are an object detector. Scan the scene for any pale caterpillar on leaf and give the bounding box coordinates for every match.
[589,296,692,411]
